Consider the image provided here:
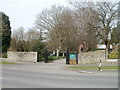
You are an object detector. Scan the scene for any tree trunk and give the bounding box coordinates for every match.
[105,46,109,59]
[62,52,65,57]
[53,51,55,55]
[56,49,60,58]
[105,41,110,59]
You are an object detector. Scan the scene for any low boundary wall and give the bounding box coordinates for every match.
[7,51,37,62]
[78,50,117,64]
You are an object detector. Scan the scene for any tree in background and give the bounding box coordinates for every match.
[30,39,45,61]
[35,5,68,58]
[25,28,40,41]
[111,27,119,44]
[10,27,25,51]
[36,5,83,57]
[0,13,2,55]
[47,7,78,57]
[69,2,98,51]
[93,2,118,58]
[0,12,11,54]
[24,28,41,51]
[35,4,98,57]
[10,27,41,51]
[10,27,45,61]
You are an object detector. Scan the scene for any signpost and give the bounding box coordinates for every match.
[66,49,78,65]
[69,54,77,65]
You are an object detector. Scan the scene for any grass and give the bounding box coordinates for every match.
[109,51,119,59]
[48,56,65,60]
[0,62,16,64]
[67,66,118,70]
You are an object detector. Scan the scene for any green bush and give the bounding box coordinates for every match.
[37,54,45,61]
[109,51,119,59]
[37,54,65,62]
[2,53,7,58]
[48,56,59,60]
[48,56,65,60]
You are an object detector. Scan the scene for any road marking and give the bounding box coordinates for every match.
[88,72,92,74]
[77,71,92,74]
[0,78,7,80]
[107,59,118,62]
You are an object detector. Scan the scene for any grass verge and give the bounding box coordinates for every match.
[67,66,118,70]
[0,62,16,64]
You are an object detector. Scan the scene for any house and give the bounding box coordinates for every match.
[96,44,112,50]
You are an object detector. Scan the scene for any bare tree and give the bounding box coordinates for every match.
[10,27,25,51]
[35,5,65,32]
[49,8,79,57]
[12,26,25,41]
[25,28,40,41]
[35,5,72,58]
[10,27,41,51]
[70,2,98,51]
[35,3,105,58]
[93,2,118,58]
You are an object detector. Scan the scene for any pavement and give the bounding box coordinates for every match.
[1,58,118,74]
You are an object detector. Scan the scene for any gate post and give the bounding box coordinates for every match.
[44,49,48,63]
[76,50,79,64]
[66,49,69,64]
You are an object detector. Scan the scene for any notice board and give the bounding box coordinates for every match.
[69,54,77,65]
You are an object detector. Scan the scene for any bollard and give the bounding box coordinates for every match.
[99,60,102,71]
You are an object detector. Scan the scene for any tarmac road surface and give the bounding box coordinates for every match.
[1,62,118,88]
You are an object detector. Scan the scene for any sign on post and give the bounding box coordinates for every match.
[66,49,78,65]
[69,54,77,65]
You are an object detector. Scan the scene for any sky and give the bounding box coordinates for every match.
[0,0,119,31]
[0,0,69,31]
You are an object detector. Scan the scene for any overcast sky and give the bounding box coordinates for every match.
[0,0,119,31]
[0,0,69,31]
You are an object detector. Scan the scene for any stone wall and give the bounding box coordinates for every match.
[78,50,107,64]
[7,51,37,62]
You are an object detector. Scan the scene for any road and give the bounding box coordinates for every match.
[1,60,118,88]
